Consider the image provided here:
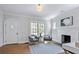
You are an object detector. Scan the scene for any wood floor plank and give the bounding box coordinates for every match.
[0,43,30,54]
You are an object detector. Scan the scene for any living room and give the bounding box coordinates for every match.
[0,4,79,54]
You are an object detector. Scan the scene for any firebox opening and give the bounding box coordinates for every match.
[62,35,71,43]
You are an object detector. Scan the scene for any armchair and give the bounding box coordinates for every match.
[28,35,39,44]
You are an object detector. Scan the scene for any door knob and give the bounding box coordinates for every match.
[16,32,18,35]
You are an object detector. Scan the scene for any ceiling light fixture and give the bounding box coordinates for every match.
[36,4,43,12]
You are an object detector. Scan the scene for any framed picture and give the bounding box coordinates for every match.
[61,16,73,26]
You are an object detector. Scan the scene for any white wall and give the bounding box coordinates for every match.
[0,10,52,46]
[44,20,51,35]
[0,10,3,46]
[3,13,46,44]
[51,7,79,43]
[4,14,29,44]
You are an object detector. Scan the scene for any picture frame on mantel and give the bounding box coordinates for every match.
[61,16,73,26]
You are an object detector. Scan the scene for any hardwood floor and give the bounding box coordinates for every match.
[0,43,30,54]
[0,42,65,54]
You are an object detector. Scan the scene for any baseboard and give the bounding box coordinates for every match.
[1,42,29,47]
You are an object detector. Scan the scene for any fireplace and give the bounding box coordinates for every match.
[62,35,71,43]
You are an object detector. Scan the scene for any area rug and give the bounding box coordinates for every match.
[29,43,64,54]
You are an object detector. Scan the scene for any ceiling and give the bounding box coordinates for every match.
[0,4,79,19]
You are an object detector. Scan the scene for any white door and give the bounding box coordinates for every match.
[4,19,18,44]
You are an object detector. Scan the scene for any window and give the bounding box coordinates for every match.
[38,23,44,36]
[31,22,44,36]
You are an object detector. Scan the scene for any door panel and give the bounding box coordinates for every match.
[4,19,18,44]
